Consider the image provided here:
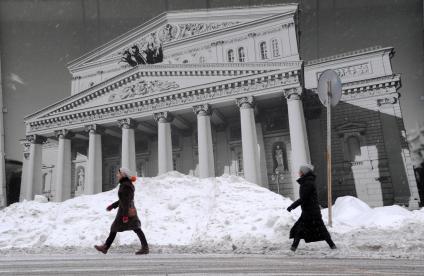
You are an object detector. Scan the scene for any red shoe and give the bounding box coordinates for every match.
[94,244,109,254]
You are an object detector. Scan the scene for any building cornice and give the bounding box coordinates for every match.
[309,74,401,101]
[26,65,302,135]
[305,46,394,67]
[25,62,302,122]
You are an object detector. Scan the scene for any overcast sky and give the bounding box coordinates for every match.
[0,0,423,162]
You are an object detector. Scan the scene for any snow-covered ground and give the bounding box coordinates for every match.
[1,172,424,259]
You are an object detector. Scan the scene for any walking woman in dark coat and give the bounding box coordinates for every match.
[94,167,149,255]
[286,164,336,252]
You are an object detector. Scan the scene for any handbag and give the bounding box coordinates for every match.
[128,200,137,217]
[128,207,137,217]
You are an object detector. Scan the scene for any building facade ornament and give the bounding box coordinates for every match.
[118,118,137,129]
[193,104,212,116]
[317,63,372,80]
[108,80,180,102]
[283,87,303,100]
[26,134,46,144]
[54,129,74,139]
[85,124,105,134]
[236,96,255,109]
[377,97,397,107]
[153,111,174,123]
[27,71,302,133]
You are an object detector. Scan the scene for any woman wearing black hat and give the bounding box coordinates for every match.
[286,164,336,252]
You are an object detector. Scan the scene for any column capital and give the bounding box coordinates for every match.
[55,129,74,139]
[193,104,212,116]
[85,124,105,134]
[248,32,257,38]
[26,134,47,144]
[283,87,303,100]
[236,96,255,109]
[153,111,174,123]
[118,118,136,129]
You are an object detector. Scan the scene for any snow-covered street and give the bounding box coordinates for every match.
[1,172,424,259]
[1,254,424,275]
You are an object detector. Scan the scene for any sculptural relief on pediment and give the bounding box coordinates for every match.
[112,22,241,67]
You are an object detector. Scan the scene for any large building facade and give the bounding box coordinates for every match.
[20,4,419,208]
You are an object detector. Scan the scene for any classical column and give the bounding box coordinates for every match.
[193,104,215,178]
[256,121,269,188]
[23,135,45,201]
[236,96,261,184]
[54,129,73,202]
[118,118,137,174]
[285,88,311,199]
[85,124,103,195]
[154,112,173,175]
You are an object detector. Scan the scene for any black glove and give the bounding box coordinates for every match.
[286,206,293,212]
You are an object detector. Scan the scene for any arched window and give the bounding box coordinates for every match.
[182,59,189,64]
[199,56,206,63]
[260,42,268,59]
[238,47,246,62]
[347,135,361,161]
[227,49,235,62]
[271,39,280,57]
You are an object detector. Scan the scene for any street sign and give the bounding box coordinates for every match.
[317,69,342,107]
[317,69,342,228]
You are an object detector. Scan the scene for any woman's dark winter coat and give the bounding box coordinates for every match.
[288,172,331,243]
[110,176,141,232]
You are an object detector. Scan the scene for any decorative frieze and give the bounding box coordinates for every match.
[193,104,212,116]
[316,63,372,80]
[108,80,179,102]
[153,111,174,123]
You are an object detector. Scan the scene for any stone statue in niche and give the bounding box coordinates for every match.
[274,145,286,172]
[75,167,85,196]
[273,143,288,174]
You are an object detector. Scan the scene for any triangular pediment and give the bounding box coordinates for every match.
[25,62,302,124]
[67,4,298,70]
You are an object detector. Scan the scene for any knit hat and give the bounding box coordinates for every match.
[119,167,137,182]
[299,164,314,175]
[119,167,132,177]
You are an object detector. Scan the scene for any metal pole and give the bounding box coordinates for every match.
[0,51,6,208]
[327,80,332,227]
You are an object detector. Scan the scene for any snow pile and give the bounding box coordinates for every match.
[1,171,424,258]
[327,196,424,231]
